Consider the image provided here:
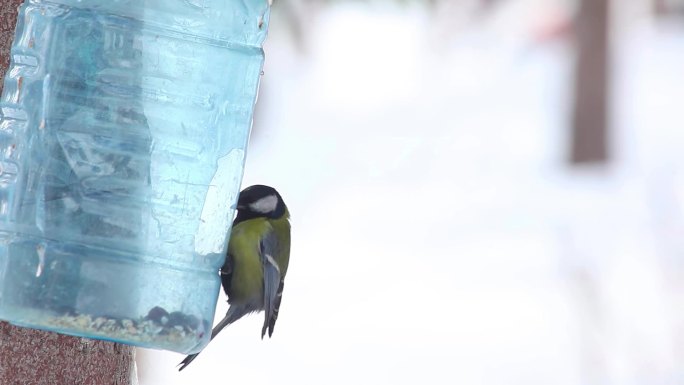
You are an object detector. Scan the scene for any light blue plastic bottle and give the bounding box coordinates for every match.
[0,0,269,353]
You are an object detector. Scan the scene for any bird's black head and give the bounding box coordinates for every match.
[234,185,287,224]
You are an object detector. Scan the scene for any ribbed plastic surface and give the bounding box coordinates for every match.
[0,0,268,353]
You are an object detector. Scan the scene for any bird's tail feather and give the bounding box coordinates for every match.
[177,306,244,371]
[210,312,234,340]
[177,352,200,371]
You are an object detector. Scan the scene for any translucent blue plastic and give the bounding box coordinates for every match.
[0,0,269,353]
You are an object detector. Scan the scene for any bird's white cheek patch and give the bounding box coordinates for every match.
[250,194,278,214]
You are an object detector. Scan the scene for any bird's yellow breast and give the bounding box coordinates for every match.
[226,211,290,303]
[228,218,269,301]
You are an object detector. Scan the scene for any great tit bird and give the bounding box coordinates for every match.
[178,184,291,371]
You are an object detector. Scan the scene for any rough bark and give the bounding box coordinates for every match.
[0,0,22,85]
[0,2,135,384]
[0,323,135,385]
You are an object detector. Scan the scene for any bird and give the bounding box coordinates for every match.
[178,184,291,371]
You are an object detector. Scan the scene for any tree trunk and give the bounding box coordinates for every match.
[570,0,610,164]
[0,2,136,384]
[0,323,135,385]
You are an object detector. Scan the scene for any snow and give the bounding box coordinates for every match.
[138,2,684,384]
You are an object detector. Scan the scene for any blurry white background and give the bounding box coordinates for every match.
[138,0,684,383]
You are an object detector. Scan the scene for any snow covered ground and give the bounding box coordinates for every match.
[138,2,684,384]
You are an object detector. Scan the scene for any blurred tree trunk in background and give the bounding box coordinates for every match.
[0,1,136,384]
[653,0,684,17]
[571,0,610,164]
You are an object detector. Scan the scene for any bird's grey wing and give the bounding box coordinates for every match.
[267,278,285,337]
[260,228,281,338]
